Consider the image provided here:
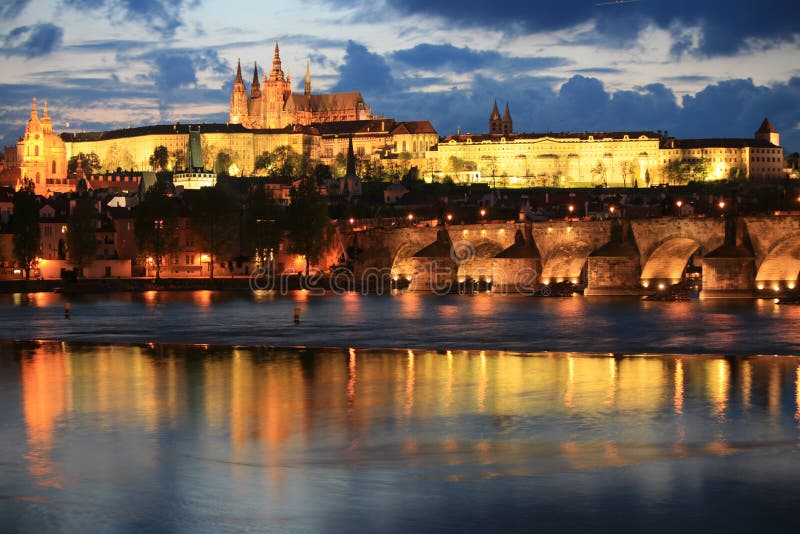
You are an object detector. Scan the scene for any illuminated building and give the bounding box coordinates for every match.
[230,42,373,129]
[15,98,69,196]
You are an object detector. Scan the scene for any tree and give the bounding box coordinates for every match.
[134,181,179,280]
[68,152,101,175]
[214,151,233,174]
[172,148,185,171]
[271,145,301,177]
[620,160,637,187]
[332,153,347,178]
[254,151,274,173]
[12,181,39,280]
[149,145,169,171]
[287,175,329,276]
[66,197,98,277]
[788,152,799,170]
[245,185,284,269]
[191,185,238,279]
[591,161,608,186]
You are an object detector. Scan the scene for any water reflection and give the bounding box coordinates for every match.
[4,342,800,531]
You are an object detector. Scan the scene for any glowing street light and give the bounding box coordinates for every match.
[609,205,616,216]
[446,213,453,223]
[348,217,355,225]
[407,213,414,223]
[480,208,487,218]
[676,200,683,208]
[718,200,726,210]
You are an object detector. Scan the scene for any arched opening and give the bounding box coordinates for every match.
[754,236,800,291]
[457,241,504,282]
[541,241,594,285]
[640,237,701,288]
[35,172,41,184]
[52,160,56,174]
[35,146,39,156]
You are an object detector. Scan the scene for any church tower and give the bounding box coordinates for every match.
[489,101,502,135]
[229,60,248,124]
[502,102,513,135]
[264,41,292,128]
[755,117,780,146]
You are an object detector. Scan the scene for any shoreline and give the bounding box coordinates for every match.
[1,338,799,360]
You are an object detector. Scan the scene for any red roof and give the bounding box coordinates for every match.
[756,117,777,134]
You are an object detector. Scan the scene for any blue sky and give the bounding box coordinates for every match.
[1,0,799,152]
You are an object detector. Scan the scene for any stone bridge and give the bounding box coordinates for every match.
[342,216,800,297]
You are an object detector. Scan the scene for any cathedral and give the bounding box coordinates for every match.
[230,42,373,129]
[16,98,69,196]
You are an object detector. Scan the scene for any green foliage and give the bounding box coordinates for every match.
[68,152,101,175]
[662,158,710,184]
[787,152,799,170]
[190,185,239,279]
[245,185,284,268]
[332,153,347,178]
[591,161,607,186]
[311,163,333,184]
[254,151,273,172]
[66,197,98,276]
[149,145,169,171]
[134,182,179,279]
[254,146,305,178]
[12,187,39,280]
[287,175,329,276]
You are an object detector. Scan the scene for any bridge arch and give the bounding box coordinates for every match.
[456,240,505,282]
[540,240,595,284]
[639,235,702,287]
[754,232,800,290]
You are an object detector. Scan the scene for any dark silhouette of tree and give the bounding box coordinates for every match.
[287,175,328,276]
[254,151,274,173]
[149,145,169,171]
[12,180,39,280]
[134,182,179,280]
[214,151,232,174]
[245,185,284,270]
[190,185,238,279]
[66,197,98,277]
[68,152,101,175]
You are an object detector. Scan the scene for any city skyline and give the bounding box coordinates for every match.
[1,0,799,151]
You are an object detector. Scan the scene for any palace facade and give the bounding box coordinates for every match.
[425,104,786,186]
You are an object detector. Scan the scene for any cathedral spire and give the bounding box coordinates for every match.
[489,100,502,134]
[304,60,311,97]
[502,102,512,135]
[250,61,261,98]
[30,97,38,119]
[235,59,243,84]
[271,40,285,81]
[346,135,356,177]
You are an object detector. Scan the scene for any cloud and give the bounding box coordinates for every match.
[61,0,197,37]
[325,0,800,56]
[1,23,63,58]
[0,0,31,19]
[391,43,569,74]
[331,40,394,93]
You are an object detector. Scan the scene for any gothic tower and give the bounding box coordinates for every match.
[264,41,292,128]
[248,62,263,118]
[502,102,513,135]
[489,101,502,135]
[229,60,248,124]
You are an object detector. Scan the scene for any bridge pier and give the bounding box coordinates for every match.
[700,256,756,298]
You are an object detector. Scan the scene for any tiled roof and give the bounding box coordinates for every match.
[442,131,662,142]
[667,138,778,149]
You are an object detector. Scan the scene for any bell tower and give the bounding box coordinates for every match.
[229,60,248,124]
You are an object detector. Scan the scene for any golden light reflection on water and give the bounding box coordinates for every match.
[11,342,800,486]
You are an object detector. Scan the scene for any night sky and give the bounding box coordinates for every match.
[1,0,799,151]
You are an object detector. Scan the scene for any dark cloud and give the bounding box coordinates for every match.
[1,23,63,58]
[0,0,31,19]
[392,44,569,74]
[325,0,800,56]
[331,40,394,93]
[61,0,197,37]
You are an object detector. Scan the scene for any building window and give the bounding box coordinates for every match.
[52,160,56,174]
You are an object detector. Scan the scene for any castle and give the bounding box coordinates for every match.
[230,42,373,129]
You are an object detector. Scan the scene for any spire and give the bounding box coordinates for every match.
[250,62,261,98]
[271,40,285,81]
[346,136,357,177]
[304,60,311,97]
[235,59,243,84]
[30,97,38,119]
[502,101,513,135]
[490,100,501,121]
[503,102,511,121]
[41,100,52,132]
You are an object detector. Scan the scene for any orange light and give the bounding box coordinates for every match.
[719,201,726,209]
[349,217,355,224]
[407,213,414,221]
[446,214,453,221]
[200,254,210,262]
[609,206,615,213]
[676,200,683,208]
[568,205,574,213]
[480,208,486,217]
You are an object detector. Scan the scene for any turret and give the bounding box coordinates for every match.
[755,117,780,146]
[270,41,285,82]
[250,62,261,99]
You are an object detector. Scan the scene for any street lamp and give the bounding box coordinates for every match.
[479,208,487,219]
[349,217,355,225]
[567,205,574,220]
[407,213,414,224]
[446,213,453,224]
[718,200,726,210]
[609,205,615,216]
